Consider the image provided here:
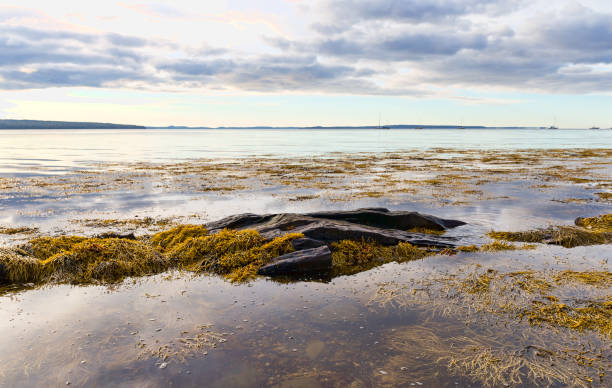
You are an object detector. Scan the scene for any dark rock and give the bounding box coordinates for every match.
[306,208,465,231]
[205,209,461,248]
[260,218,455,248]
[96,232,136,240]
[291,238,326,251]
[257,246,332,276]
[206,213,275,233]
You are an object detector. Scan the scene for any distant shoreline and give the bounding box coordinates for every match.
[1,119,607,130]
[0,119,145,129]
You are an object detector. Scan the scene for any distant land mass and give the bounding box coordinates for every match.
[151,124,531,129]
[0,119,146,129]
[0,120,545,130]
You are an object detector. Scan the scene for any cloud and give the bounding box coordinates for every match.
[1,1,612,95]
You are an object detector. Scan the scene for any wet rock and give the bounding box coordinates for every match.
[206,208,464,233]
[306,208,465,231]
[257,215,455,248]
[207,209,460,248]
[95,232,136,240]
[257,246,332,276]
[290,237,326,251]
[206,213,274,232]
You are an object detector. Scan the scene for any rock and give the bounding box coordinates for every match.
[206,213,274,232]
[95,232,136,240]
[255,214,455,248]
[257,246,332,276]
[291,238,326,251]
[306,208,465,231]
[206,208,465,233]
[207,210,459,248]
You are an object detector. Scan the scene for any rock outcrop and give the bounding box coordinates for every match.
[207,208,463,248]
[257,246,332,276]
[206,208,466,276]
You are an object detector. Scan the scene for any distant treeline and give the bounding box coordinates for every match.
[0,120,145,129]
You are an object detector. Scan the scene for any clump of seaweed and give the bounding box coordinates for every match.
[406,227,446,235]
[0,226,303,286]
[166,229,303,282]
[0,248,45,283]
[575,213,612,231]
[0,226,39,235]
[383,325,596,388]
[520,299,612,338]
[151,224,209,252]
[461,269,497,294]
[456,245,479,252]
[489,214,612,248]
[331,239,430,276]
[554,270,612,287]
[479,241,519,252]
[26,236,90,260]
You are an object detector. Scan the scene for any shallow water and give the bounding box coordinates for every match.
[1,128,611,173]
[1,245,610,387]
[0,129,611,387]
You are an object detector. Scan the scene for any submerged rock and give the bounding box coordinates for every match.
[257,245,332,276]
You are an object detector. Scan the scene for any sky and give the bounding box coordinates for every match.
[1,0,612,128]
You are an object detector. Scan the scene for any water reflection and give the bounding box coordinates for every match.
[1,246,609,387]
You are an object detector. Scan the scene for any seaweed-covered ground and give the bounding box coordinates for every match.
[0,147,611,387]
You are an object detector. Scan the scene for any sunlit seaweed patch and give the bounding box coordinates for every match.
[519,298,612,337]
[167,229,303,282]
[479,241,536,251]
[0,227,304,286]
[369,268,611,386]
[151,224,209,252]
[371,268,612,338]
[575,213,612,231]
[489,214,612,247]
[0,226,39,235]
[554,270,612,287]
[331,239,430,276]
[406,227,446,235]
[72,217,172,228]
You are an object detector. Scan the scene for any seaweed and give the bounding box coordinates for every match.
[489,215,612,248]
[331,239,430,276]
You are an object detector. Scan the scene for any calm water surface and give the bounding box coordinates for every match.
[0,128,610,387]
[1,128,611,173]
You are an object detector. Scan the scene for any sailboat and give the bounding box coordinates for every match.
[590,125,600,129]
[548,116,558,129]
[378,114,390,129]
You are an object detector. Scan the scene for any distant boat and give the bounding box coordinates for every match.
[590,126,600,129]
[548,116,558,129]
[548,126,558,129]
[378,114,390,129]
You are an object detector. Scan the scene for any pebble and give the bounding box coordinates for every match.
[400,367,408,371]
[65,382,70,386]
[155,328,162,332]
[379,370,388,375]
[80,360,86,365]
[159,363,168,369]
